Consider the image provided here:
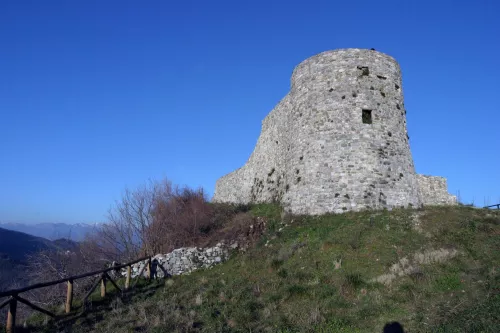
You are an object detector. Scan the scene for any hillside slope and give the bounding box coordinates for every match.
[0,228,77,291]
[23,205,500,333]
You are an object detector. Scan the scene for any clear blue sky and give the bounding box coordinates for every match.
[1,0,499,224]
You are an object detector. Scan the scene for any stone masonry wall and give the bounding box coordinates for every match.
[417,175,457,206]
[213,49,456,214]
[122,243,233,278]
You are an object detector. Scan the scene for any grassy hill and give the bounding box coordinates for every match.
[17,205,500,332]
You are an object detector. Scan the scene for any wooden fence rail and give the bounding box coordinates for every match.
[0,255,153,333]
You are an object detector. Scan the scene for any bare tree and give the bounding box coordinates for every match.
[22,244,105,318]
[89,178,213,260]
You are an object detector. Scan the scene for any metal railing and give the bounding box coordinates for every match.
[483,203,500,210]
[0,256,153,333]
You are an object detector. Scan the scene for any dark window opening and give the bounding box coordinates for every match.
[395,84,400,90]
[377,75,387,80]
[341,95,346,99]
[362,109,372,124]
[357,66,369,76]
[328,88,334,92]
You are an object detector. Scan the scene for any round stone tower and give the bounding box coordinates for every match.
[281,49,421,214]
[213,49,454,214]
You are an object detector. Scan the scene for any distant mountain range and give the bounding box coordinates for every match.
[0,227,79,291]
[0,222,96,241]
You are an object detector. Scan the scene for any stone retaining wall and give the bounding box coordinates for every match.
[122,243,236,278]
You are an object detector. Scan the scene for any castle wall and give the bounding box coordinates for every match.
[417,174,457,206]
[214,96,292,204]
[213,49,455,214]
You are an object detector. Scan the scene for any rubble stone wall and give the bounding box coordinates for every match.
[122,243,234,278]
[417,174,457,206]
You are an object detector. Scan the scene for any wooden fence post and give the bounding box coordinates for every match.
[100,274,106,298]
[65,279,73,314]
[146,257,152,280]
[125,265,131,290]
[1,255,151,326]
[6,297,17,333]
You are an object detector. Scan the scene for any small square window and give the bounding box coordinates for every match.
[362,109,372,124]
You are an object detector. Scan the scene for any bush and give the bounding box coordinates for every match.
[90,178,262,260]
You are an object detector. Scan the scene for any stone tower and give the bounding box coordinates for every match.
[213,49,456,214]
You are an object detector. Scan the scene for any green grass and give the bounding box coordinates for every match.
[15,205,500,333]
[433,273,462,292]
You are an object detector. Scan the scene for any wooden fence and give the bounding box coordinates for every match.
[0,256,153,333]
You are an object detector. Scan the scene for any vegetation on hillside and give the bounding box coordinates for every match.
[9,204,500,333]
[86,178,254,261]
[0,228,79,292]
[0,178,258,328]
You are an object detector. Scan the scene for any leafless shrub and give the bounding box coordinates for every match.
[4,244,107,323]
[148,185,213,253]
[88,178,260,263]
[26,245,104,307]
[87,178,220,260]
[98,179,172,261]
